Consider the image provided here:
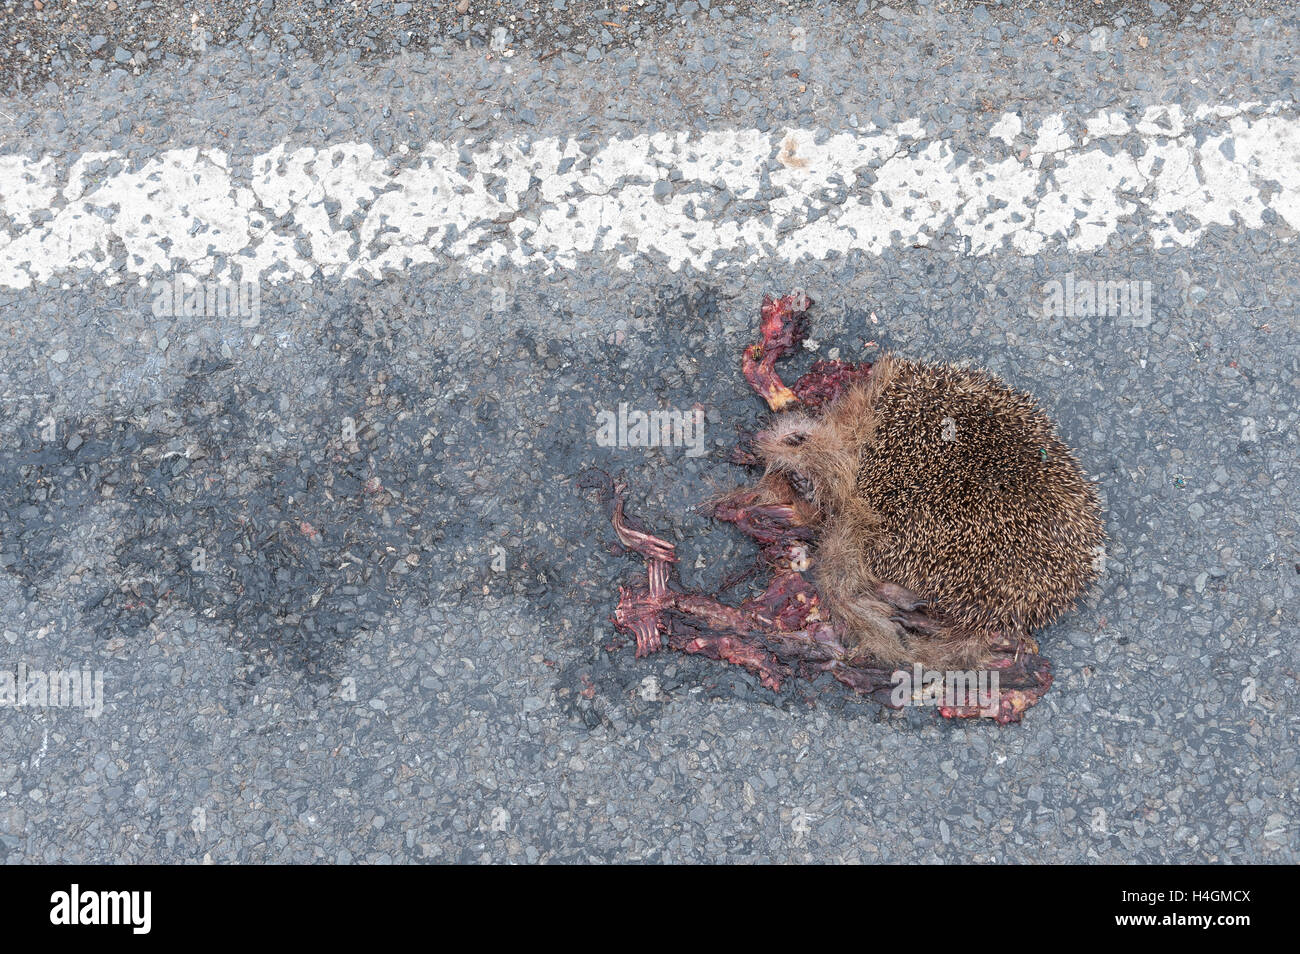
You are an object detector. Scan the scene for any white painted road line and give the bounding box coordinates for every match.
[1,102,1297,289]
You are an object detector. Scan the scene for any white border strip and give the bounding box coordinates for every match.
[1,102,1296,288]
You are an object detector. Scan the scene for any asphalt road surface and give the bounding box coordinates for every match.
[0,1,1296,863]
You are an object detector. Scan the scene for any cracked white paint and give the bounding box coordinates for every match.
[988,113,1022,146]
[0,101,1296,289]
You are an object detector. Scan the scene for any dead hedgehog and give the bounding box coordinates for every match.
[584,291,1105,723]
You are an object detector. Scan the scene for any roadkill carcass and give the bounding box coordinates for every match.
[583,292,1104,724]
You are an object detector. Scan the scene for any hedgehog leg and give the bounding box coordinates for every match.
[869,581,1054,722]
[875,581,929,613]
[608,501,677,658]
[598,478,768,663]
[615,566,792,689]
[662,575,858,693]
[599,478,902,701]
[728,425,765,468]
[578,470,676,657]
[936,634,1054,725]
[711,476,817,573]
[598,480,831,688]
[821,659,910,710]
[712,490,812,545]
[663,618,789,692]
[817,643,1055,721]
[741,290,812,410]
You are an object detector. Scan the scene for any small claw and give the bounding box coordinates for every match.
[614,586,667,657]
[729,426,764,467]
[633,619,663,657]
[889,608,945,637]
[875,582,928,613]
[712,494,815,547]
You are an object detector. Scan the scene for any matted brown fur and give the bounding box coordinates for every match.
[754,354,1105,669]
